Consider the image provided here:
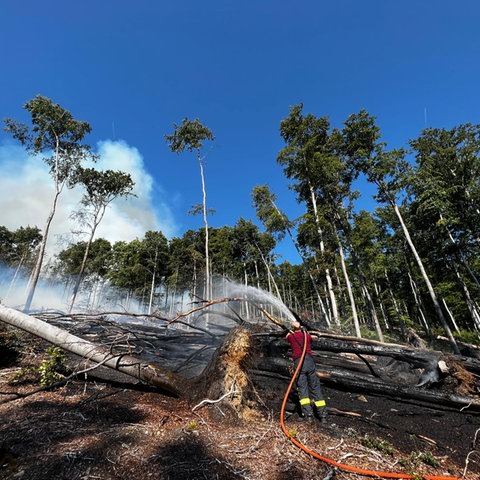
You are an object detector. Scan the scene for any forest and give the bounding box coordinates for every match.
[1,95,479,353]
[1,96,480,479]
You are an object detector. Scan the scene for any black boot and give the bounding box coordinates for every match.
[297,414,313,423]
[317,407,327,423]
[299,406,314,423]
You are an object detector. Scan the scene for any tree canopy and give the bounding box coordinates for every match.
[2,96,480,349]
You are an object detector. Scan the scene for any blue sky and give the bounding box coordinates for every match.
[1,1,479,265]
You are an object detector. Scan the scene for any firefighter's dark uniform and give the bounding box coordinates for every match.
[286,327,326,420]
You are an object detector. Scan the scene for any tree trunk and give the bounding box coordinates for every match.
[385,269,405,332]
[392,202,460,354]
[349,242,384,341]
[335,229,361,337]
[441,212,480,290]
[0,304,181,396]
[309,185,339,326]
[25,138,64,312]
[407,268,431,334]
[69,226,95,312]
[190,327,261,421]
[373,281,390,330]
[442,297,461,334]
[198,154,210,301]
[362,284,385,342]
[452,260,480,332]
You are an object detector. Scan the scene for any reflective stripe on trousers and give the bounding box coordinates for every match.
[294,355,325,414]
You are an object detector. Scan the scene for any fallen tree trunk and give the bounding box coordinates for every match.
[0,304,181,396]
[313,335,444,369]
[318,366,480,411]
[0,305,265,421]
[3,304,480,418]
[254,335,480,412]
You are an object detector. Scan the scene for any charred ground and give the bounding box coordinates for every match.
[1,328,479,480]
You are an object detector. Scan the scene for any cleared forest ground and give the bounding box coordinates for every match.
[1,331,479,480]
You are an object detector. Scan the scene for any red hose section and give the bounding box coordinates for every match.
[279,330,461,480]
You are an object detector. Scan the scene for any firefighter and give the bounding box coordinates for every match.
[286,321,326,422]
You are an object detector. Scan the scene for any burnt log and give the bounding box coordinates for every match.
[3,303,480,418]
[0,304,182,396]
[252,333,480,412]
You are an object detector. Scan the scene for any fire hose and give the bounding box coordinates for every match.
[279,330,461,480]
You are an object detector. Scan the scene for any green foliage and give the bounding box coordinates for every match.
[251,185,293,242]
[359,434,395,455]
[185,420,199,431]
[345,427,359,439]
[4,95,95,182]
[398,456,423,480]
[0,225,42,269]
[417,451,440,468]
[453,329,480,346]
[165,118,214,153]
[287,428,298,438]
[74,167,135,206]
[37,346,69,386]
[30,347,67,386]
[359,327,380,341]
[399,451,440,477]
[57,238,113,277]
[9,346,69,387]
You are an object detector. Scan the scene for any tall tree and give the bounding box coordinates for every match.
[251,185,329,322]
[165,118,215,300]
[68,167,135,311]
[277,104,339,326]
[346,112,461,354]
[4,95,96,311]
[138,231,169,314]
[408,125,480,331]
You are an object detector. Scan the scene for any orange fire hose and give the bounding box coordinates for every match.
[280,330,461,480]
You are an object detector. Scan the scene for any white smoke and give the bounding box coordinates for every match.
[0,139,179,255]
[0,139,180,311]
[0,267,66,311]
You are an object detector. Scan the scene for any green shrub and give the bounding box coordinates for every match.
[359,327,379,340]
[399,451,439,478]
[185,420,198,431]
[417,451,440,468]
[453,329,480,346]
[37,346,69,386]
[360,434,395,455]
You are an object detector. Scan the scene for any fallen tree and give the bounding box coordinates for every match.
[0,304,261,420]
[2,303,480,418]
[253,332,480,412]
[0,303,182,396]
